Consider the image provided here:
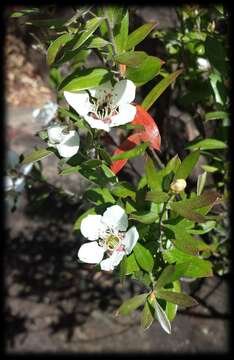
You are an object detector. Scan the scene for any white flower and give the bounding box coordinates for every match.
[32,101,58,126]
[47,124,80,158]
[64,79,136,132]
[197,57,211,71]
[5,150,33,193]
[78,205,139,271]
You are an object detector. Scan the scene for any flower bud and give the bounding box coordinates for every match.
[170,179,187,193]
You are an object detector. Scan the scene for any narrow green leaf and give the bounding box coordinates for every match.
[185,138,227,150]
[145,191,169,203]
[127,22,157,50]
[157,290,198,307]
[175,150,200,180]
[142,70,182,111]
[173,191,221,210]
[133,242,154,272]
[86,36,110,48]
[22,148,54,164]
[115,10,129,53]
[124,253,141,274]
[165,281,180,321]
[154,300,171,334]
[130,211,158,224]
[58,107,89,131]
[72,17,105,50]
[111,141,150,161]
[170,203,205,223]
[85,187,115,205]
[47,33,73,65]
[205,111,229,121]
[116,293,148,316]
[197,172,207,196]
[141,299,154,330]
[60,165,81,175]
[145,156,162,191]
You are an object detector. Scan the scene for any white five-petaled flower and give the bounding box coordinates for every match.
[5,150,33,193]
[64,79,136,132]
[47,124,80,158]
[78,205,139,271]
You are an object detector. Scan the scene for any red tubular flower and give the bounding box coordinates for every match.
[111,105,161,174]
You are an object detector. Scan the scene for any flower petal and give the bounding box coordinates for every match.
[100,251,125,271]
[112,79,136,106]
[102,205,128,232]
[89,81,113,102]
[80,214,107,241]
[83,115,111,132]
[47,125,65,144]
[122,226,139,255]
[64,91,92,117]
[5,176,14,192]
[56,130,80,158]
[110,103,136,127]
[78,241,105,264]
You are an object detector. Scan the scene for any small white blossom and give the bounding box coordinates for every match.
[197,57,211,71]
[32,101,58,126]
[47,124,80,158]
[64,80,136,132]
[78,205,139,271]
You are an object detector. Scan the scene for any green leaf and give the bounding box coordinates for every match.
[47,33,73,66]
[142,69,182,111]
[116,293,148,316]
[165,281,180,321]
[114,10,129,53]
[110,182,136,200]
[72,17,105,51]
[141,299,154,330]
[124,253,141,274]
[126,56,162,86]
[186,138,227,150]
[205,111,229,122]
[154,300,171,334]
[205,36,228,76]
[133,242,154,272]
[170,203,205,223]
[97,147,112,165]
[197,172,207,196]
[209,71,227,105]
[22,148,54,164]
[163,250,213,278]
[111,141,150,161]
[130,211,158,224]
[58,108,89,131]
[175,150,200,180]
[157,290,198,307]
[73,208,96,231]
[145,156,162,191]
[85,187,115,205]
[172,228,212,256]
[86,36,110,48]
[114,51,147,67]
[145,191,169,203]
[126,22,157,50]
[60,165,81,175]
[201,165,218,173]
[155,263,190,290]
[11,8,40,17]
[58,68,111,91]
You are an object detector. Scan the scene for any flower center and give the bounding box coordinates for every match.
[88,93,119,122]
[105,234,121,251]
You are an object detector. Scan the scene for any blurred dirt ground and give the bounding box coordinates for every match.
[4,6,230,354]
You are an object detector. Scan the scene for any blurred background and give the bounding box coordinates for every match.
[4,5,230,353]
